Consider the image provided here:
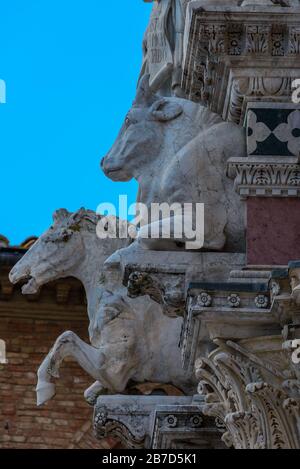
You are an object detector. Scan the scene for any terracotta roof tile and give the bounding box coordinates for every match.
[0,235,9,248]
[0,235,38,250]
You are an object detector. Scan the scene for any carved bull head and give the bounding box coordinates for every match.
[101,75,184,181]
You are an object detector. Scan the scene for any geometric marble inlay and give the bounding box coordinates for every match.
[247,103,300,157]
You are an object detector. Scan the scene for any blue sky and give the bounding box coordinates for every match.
[0,0,152,245]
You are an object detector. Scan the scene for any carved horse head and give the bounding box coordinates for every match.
[9,208,125,295]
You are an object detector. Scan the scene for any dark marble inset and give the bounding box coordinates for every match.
[247,107,300,157]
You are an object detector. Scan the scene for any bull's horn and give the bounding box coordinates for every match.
[134,74,156,106]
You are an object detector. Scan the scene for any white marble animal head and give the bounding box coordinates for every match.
[9,208,113,294]
[101,74,222,182]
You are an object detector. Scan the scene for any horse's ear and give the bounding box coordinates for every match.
[83,211,99,226]
[134,74,157,106]
[72,207,86,221]
[150,98,183,122]
[72,208,99,226]
[53,209,70,224]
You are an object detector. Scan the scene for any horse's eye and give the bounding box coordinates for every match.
[57,230,72,243]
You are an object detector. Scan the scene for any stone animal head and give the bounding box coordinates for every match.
[101,74,222,182]
[9,208,100,294]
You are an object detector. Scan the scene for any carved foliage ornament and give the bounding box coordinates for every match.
[195,342,300,449]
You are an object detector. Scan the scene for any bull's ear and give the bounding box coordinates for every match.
[150,99,183,122]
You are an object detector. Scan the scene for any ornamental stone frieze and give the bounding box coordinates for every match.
[182,2,300,124]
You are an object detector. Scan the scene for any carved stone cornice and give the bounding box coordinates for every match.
[182,3,300,123]
[181,271,279,370]
[150,401,226,450]
[228,159,300,199]
[93,395,226,450]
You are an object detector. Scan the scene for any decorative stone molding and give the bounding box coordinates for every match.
[228,160,300,198]
[182,3,300,124]
[150,402,226,450]
[181,275,276,370]
[93,395,226,450]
